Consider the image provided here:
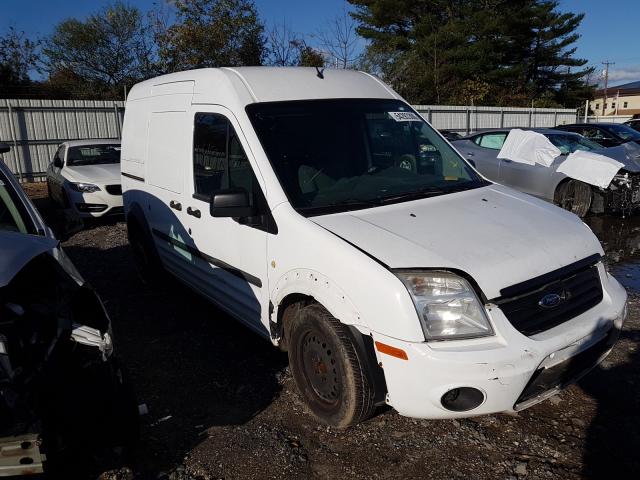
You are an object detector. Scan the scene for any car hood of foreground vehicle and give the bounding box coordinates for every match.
[595,142,640,172]
[62,163,121,185]
[0,230,59,287]
[312,184,604,299]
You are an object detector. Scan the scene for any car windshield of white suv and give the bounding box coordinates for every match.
[66,144,121,166]
[0,172,30,234]
[247,99,486,215]
[546,133,602,154]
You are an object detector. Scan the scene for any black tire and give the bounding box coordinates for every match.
[127,219,164,286]
[288,303,375,428]
[555,179,592,218]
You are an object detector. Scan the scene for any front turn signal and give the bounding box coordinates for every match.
[375,341,408,360]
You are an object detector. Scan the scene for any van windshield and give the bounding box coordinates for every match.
[246,99,486,215]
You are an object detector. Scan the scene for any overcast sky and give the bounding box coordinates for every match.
[0,0,636,87]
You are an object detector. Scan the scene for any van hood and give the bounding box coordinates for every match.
[0,231,59,288]
[63,163,120,185]
[311,184,603,299]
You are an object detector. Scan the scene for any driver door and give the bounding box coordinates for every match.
[181,106,270,336]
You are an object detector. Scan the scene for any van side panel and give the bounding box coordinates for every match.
[120,100,148,181]
[147,111,187,194]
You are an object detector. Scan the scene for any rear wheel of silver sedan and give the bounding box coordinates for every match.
[555,180,592,217]
[288,303,375,428]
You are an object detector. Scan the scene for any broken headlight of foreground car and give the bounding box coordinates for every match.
[395,271,494,340]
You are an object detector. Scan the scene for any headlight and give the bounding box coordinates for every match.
[395,271,494,341]
[70,182,101,193]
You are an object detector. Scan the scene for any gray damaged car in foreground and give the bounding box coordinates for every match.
[0,144,137,476]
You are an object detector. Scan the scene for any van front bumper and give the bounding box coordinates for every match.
[372,273,627,419]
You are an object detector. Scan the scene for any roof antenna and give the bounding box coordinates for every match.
[315,66,325,79]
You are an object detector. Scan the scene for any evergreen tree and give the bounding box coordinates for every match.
[349,0,593,106]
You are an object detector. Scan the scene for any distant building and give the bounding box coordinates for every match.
[589,80,640,117]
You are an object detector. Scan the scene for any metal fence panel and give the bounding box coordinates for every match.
[0,98,577,181]
[413,105,577,134]
[0,98,124,181]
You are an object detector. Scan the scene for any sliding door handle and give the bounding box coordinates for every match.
[169,200,182,211]
[187,206,201,218]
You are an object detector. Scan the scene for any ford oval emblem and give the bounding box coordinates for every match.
[538,293,562,309]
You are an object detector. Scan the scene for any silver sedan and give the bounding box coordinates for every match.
[451,128,640,217]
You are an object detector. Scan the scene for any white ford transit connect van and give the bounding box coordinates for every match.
[121,67,627,427]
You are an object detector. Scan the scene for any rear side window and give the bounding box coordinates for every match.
[475,133,507,150]
[193,113,258,201]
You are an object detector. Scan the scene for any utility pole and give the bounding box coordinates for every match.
[602,60,615,117]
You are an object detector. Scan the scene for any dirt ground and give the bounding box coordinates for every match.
[23,182,640,479]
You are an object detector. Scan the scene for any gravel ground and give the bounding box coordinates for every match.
[23,183,640,479]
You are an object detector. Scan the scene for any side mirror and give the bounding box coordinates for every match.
[0,143,10,154]
[53,157,63,168]
[210,189,255,218]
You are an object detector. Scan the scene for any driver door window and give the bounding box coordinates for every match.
[193,113,258,204]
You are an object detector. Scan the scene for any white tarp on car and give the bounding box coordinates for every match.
[497,129,561,167]
[557,151,624,189]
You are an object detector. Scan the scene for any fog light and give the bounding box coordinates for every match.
[441,387,484,411]
[75,203,108,213]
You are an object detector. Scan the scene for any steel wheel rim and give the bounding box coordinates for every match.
[300,330,341,405]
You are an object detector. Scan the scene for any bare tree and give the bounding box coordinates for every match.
[266,20,299,66]
[318,8,360,69]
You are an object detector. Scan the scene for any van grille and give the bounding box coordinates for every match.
[106,184,122,195]
[494,255,603,336]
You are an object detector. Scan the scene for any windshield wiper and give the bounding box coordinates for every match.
[298,198,382,216]
[377,182,484,204]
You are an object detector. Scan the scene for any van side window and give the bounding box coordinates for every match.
[193,113,259,202]
[193,113,227,197]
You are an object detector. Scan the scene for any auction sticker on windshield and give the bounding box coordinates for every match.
[389,111,421,122]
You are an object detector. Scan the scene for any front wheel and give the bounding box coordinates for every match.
[555,180,592,217]
[288,304,375,428]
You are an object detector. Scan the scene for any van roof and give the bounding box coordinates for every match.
[127,67,401,105]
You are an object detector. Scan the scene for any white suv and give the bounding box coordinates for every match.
[121,67,627,427]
